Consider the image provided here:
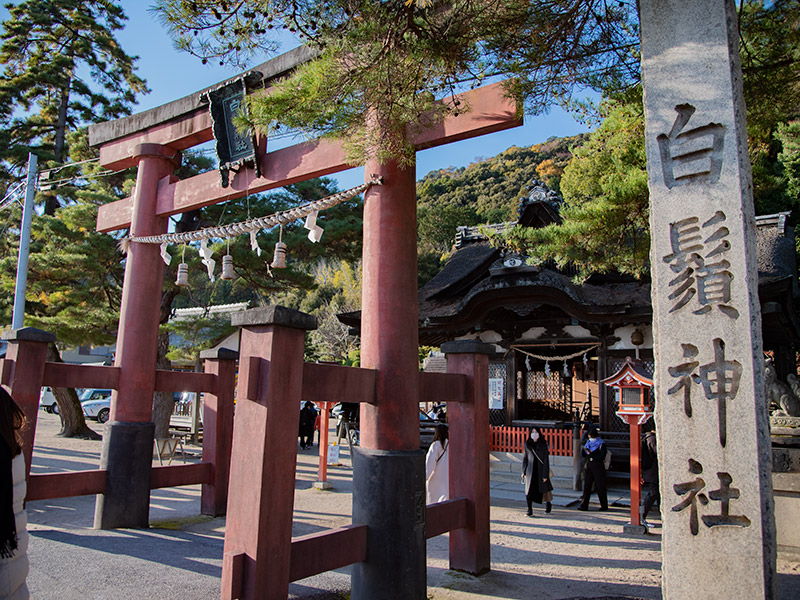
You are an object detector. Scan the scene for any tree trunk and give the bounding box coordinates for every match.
[152,329,174,439]
[44,78,71,216]
[53,79,70,163]
[47,344,101,440]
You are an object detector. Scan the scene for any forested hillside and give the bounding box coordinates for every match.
[415,134,586,260]
[418,135,585,219]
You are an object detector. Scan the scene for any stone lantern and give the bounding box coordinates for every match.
[601,357,654,534]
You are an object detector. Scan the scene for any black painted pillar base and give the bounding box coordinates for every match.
[352,448,426,600]
[94,421,155,529]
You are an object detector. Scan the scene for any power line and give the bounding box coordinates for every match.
[0,182,25,208]
[39,167,127,191]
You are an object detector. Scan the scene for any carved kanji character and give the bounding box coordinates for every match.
[663,211,738,318]
[696,338,742,448]
[667,343,700,417]
[672,459,709,535]
[657,104,725,189]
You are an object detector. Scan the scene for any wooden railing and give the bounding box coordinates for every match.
[490,425,573,456]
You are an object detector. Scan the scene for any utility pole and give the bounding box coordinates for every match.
[12,152,38,330]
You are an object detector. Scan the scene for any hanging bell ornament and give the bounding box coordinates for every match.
[221,254,235,280]
[271,241,287,269]
[176,263,189,287]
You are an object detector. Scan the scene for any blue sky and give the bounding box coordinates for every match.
[116,3,593,190]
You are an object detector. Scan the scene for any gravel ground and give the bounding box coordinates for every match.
[23,411,800,599]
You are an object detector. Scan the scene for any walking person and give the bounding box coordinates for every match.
[521,426,554,517]
[640,423,660,528]
[578,427,608,511]
[298,401,318,449]
[425,424,449,504]
[0,387,29,599]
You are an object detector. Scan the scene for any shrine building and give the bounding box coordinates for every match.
[345,181,800,437]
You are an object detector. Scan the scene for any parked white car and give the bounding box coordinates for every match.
[82,391,190,424]
[38,387,58,413]
[40,387,112,415]
[80,389,114,423]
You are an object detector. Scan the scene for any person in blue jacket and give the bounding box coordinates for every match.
[578,427,608,511]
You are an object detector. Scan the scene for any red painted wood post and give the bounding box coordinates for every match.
[111,144,180,424]
[359,158,420,452]
[221,306,315,600]
[629,421,643,527]
[442,340,493,575]
[95,143,180,530]
[351,159,427,600]
[200,347,238,516]
[3,328,55,479]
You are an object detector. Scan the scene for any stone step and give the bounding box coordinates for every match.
[490,482,582,507]
[490,480,634,509]
[491,470,574,490]
[490,459,572,472]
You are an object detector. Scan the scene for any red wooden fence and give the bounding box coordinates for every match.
[489,425,573,456]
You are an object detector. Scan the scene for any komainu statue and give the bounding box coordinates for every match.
[765,359,800,417]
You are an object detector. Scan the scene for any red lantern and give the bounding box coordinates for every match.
[602,357,654,425]
[601,357,654,533]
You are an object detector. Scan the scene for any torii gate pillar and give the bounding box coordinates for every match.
[95,143,181,529]
[352,159,426,599]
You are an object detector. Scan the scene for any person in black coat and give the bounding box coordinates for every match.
[640,424,660,527]
[578,427,608,511]
[521,426,553,517]
[298,401,318,449]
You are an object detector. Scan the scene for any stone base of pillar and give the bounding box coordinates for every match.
[623,523,649,536]
[352,447,426,600]
[94,421,155,529]
[313,481,333,490]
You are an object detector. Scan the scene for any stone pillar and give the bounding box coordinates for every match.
[94,143,180,530]
[221,306,315,600]
[2,327,55,479]
[200,347,238,517]
[442,340,492,575]
[352,159,425,600]
[639,1,776,597]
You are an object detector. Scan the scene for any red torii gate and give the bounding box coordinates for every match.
[89,49,521,600]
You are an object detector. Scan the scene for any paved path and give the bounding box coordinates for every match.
[24,412,800,599]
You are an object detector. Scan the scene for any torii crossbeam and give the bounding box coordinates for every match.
[95,81,520,232]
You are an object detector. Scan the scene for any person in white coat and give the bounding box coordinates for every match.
[425,424,449,504]
[0,386,28,599]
